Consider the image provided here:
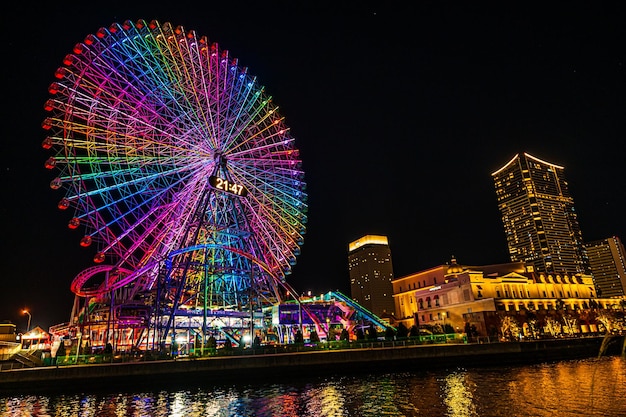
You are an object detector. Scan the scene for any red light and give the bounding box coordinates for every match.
[44,99,55,112]
[48,82,60,95]
[68,217,80,229]
[63,54,74,66]
[44,157,56,169]
[54,67,66,79]
[42,137,53,149]
[50,178,62,190]
[57,198,70,210]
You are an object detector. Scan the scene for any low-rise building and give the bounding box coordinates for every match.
[392,257,624,338]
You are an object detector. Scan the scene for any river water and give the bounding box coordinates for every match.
[1,356,624,416]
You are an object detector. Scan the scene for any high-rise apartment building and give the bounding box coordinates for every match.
[492,153,589,275]
[348,235,395,317]
[584,236,626,298]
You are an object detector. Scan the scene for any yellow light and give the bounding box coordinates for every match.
[348,235,389,252]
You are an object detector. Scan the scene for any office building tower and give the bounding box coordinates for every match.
[492,153,589,275]
[584,236,626,297]
[348,235,395,317]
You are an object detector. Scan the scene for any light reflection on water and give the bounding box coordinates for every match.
[2,356,624,417]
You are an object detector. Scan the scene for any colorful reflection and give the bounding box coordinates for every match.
[2,357,624,416]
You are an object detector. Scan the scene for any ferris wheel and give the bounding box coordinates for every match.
[42,19,308,313]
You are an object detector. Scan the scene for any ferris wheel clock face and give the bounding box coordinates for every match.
[42,19,308,297]
[209,175,248,197]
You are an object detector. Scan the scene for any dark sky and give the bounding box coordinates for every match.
[2,1,624,331]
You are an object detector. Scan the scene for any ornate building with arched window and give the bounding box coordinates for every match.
[392,257,624,338]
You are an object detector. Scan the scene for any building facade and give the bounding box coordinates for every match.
[392,258,622,338]
[491,153,589,275]
[585,236,626,298]
[348,235,395,317]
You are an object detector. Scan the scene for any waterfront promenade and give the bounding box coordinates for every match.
[1,335,624,393]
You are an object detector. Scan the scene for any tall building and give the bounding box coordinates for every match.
[492,153,589,275]
[348,235,395,317]
[584,236,626,298]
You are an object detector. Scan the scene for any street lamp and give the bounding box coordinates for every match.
[22,309,31,332]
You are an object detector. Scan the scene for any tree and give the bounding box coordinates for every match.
[367,324,378,340]
[396,323,408,338]
[561,314,578,336]
[595,310,625,333]
[431,324,444,334]
[384,326,395,341]
[544,317,561,337]
[356,328,365,340]
[294,329,304,344]
[409,325,419,338]
[207,335,217,349]
[498,315,521,341]
[340,328,349,341]
[527,319,540,339]
[310,329,320,343]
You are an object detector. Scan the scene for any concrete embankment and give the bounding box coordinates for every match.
[1,336,624,393]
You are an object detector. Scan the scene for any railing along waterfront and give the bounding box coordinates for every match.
[41,333,499,367]
[4,332,619,370]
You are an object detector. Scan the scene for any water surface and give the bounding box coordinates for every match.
[2,356,624,416]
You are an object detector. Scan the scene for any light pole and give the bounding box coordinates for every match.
[22,309,31,332]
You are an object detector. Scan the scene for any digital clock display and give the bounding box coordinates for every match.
[209,175,248,197]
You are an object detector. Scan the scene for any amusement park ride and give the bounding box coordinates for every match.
[42,19,388,353]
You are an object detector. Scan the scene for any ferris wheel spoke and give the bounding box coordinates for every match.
[221,76,261,150]
[239,164,306,206]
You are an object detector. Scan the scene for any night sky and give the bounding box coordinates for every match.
[2,2,624,331]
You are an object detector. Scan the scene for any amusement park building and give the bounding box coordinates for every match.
[391,257,623,337]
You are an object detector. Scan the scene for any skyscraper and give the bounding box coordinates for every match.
[584,236,626,297]
[492,153,589,275]
[348,235,395,317]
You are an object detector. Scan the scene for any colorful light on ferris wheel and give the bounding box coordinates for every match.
[41,19,308,298]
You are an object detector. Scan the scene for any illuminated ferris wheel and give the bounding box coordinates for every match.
[41,19,308,320]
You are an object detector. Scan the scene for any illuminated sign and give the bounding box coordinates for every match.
[209,175,248,197]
